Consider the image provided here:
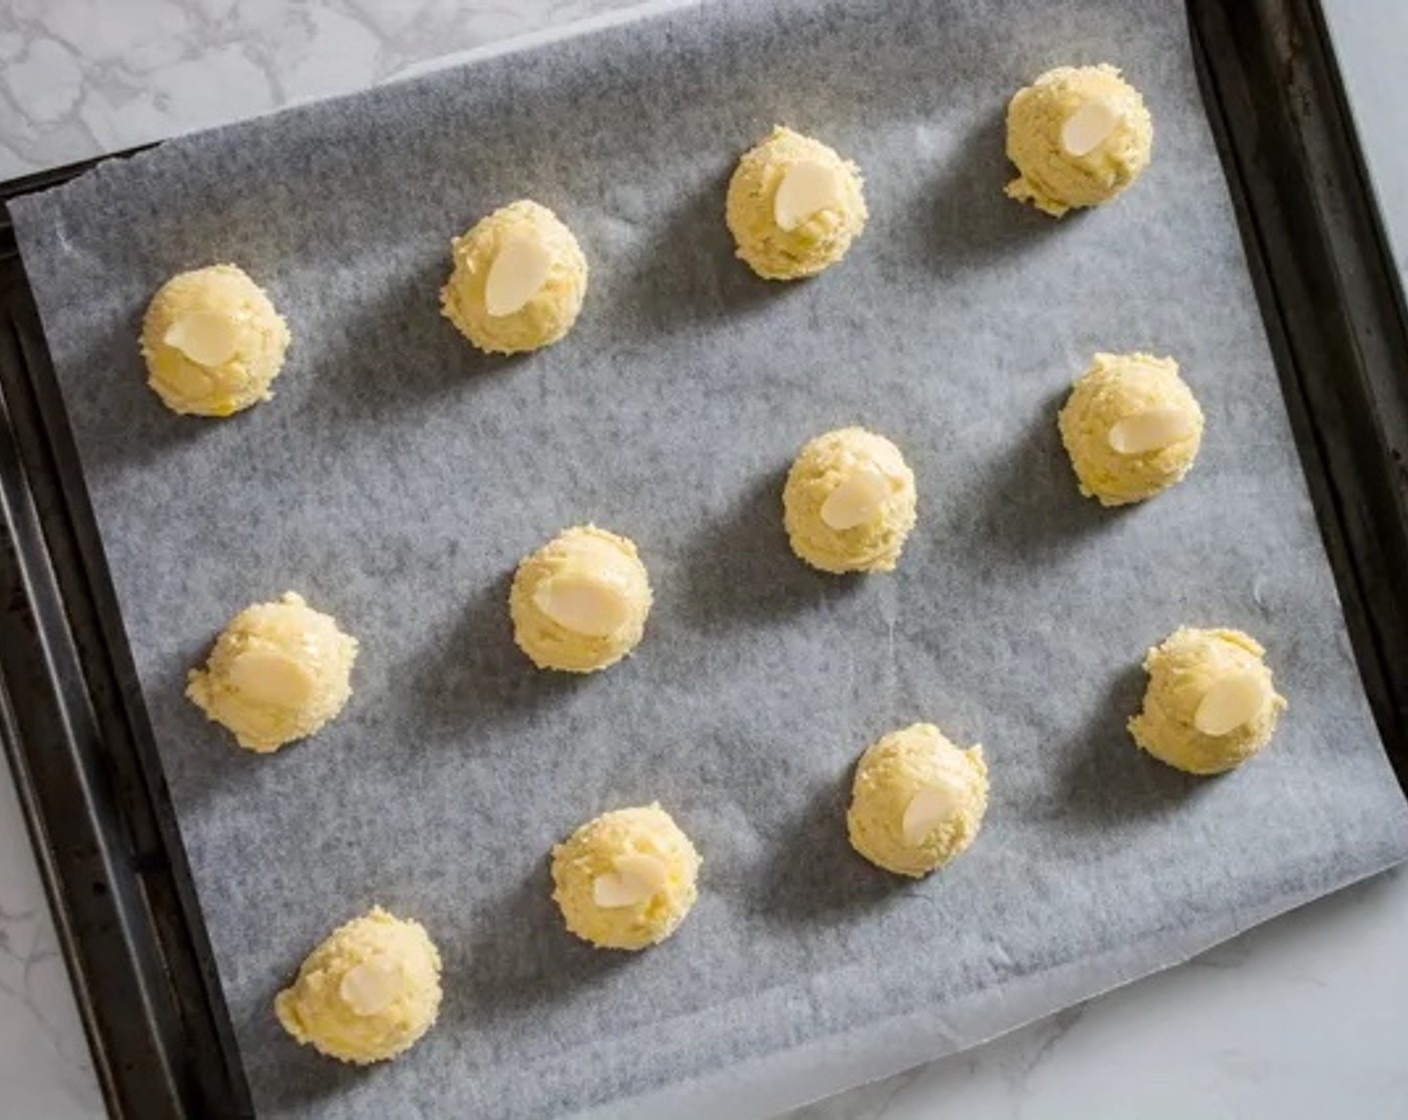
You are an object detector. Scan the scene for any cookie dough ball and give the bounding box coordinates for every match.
[847,724,989,878]
[551,804,701,951]
[440,199,588,355]
[186,591,357,753]
[1129,627,1287,775]
[783,427,917,574]
[1005,64,1153,217]
[725,126,868,280]
[274,906,442,1065]
[509,525,652,673]
[140,264,291,417]
[1057,352,1203,506]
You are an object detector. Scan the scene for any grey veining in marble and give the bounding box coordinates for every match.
[0,0,657,180]
[0,751,103,1119]
[2,1,1407,1118]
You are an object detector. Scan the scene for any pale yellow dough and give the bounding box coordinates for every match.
[725,126,867,280]
[1057,352,1204,506]
[551,804,701,951]
[274,906,442,1065]
[1130,627,1286,775]
[847,724,988,878]
[783,427,917,574]
[186,591,357,753]
[509,525,652,673]
[1005,64,1153,217]
[440,199,588,354]
[140,264,291,417]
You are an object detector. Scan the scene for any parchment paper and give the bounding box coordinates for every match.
[12,1,1408,1116]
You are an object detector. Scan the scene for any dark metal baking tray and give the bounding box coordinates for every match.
[0,0,1404,1115]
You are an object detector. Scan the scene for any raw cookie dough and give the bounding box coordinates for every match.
[186,591,358,753]
[1005,64,1153,217]
[551,803,701,951]
[275,906,442,1065]
[783,427,917,573]
[1129,627,1287,775]
[509,525,652,673]
[725,125,868,280]
[847,724,989,878]
[140,263,291,417]
[440,199,588,354]
[1057,352,1203,506]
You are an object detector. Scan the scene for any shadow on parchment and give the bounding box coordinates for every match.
[748,766,905,927]
[78,254,530,476]
[289,250,533,426]
[70,312,215,475]
[451,860,631,1026]
[919,104,1086,272]
[259,1056,374,1115]
[677,465,865,630]
[611,164,800,338]
[142,630,265,810]
[404,568,590,737]
[1054,662,1209,826]
[957,388,1122,565]
[251,936,380,1113]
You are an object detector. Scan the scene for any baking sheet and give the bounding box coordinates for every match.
[11,0,1408,1116]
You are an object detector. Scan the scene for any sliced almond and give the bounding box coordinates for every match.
[1194,672,1270,736]
[613,852,670,891]
[484,236,552,317]
[1194,671,1271,736]
[592,852,669,909]
[774,159,843,232]
[164,311,240,367]
[226,649,317,709]
[901,781,962,847]
[339,957,399,1017]
[1060,100,1122,157]
[820,467,892,531]
[532,571,632,637]
[1107,408,1197,455]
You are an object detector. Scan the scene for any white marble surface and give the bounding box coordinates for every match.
[2,1,1407,1117]
[0,750,104,1118]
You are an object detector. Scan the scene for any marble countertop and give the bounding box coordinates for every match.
[2,1,1406,1116]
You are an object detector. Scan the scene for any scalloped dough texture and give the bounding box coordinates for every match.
[140,264,291,416]
[783,427,917,573]
[725,126,867,280]
[440,199,588,354]
[186,591,358,753]
[509,525,652,673]
[274,906,442,1065]
[1057,352,1204,506]
[847,723,989,878]
[1005,64,1153,217]
[550,804,701,951]
[1129,627,1287,775]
